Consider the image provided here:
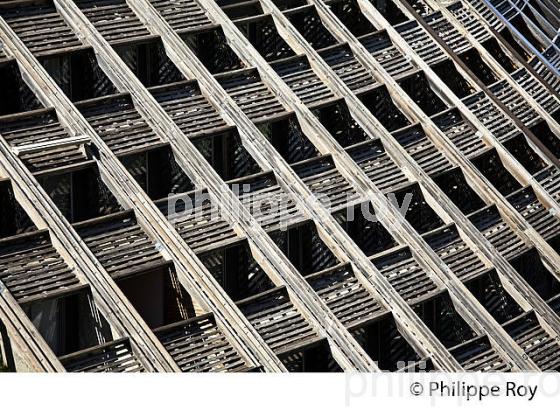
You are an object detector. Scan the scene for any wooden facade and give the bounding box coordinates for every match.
[0,0,558,372]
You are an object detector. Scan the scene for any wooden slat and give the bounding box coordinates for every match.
[394,19,447,65]
[77,93,165,155]
[346,139,411,193]
[318,43,378,94]
[74,210,168,279]
[507,186,560,240]
[271,55,337,107]
[504,311,560,371]
[423,224,488,282]
[468,204,529,260]
[292,155,361,210]
[307,263,387,329]
[449,335,513,371]
[358,30,417,79]
[155,190,240,253]
[216,68,288,122]
[149,81,230,137]
[393,124,454,177]
[149,0,215,32]
[371,247,440,303]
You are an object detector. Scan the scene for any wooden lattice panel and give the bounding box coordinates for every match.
[347,139,411,193]
[448,2,494,44]
[359,31,416,79]
[307,264,386,329]
[216,68,288,123]
[468,205,528,261]
[424,224,489,282]
[395,20,447,65]
[155,313,251,372]
[234,172,304,231]
[75,0,152,44]
[319,44,378,94]
[156,191,239,253]
[507,186,560,240]
[511,68,560,117]
[432,109,487,158]
[393,124,454,177]
[0,109,89,173]
[293,155,361,210]
[450,335,513,371]
[238,286,321,355]
[504,312,560,371]
[75,210,167,279]
[150,81,230,137]
[77,94,165,156]
[149,0,215,33]
[0,230,82,303]
[271,55,337,107]
[406,0,434,17]
[424,11,474,55]
[371,247,440,303]
[466,0,506,30]
[462,92,520,142]
[488,78,544,127]
[529,47,560,92]
[535,165,560,202]
[0,2,84,56]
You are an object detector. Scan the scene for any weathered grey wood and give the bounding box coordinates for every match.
[0,16,182,373]
[194,0,533,369]
[0,13,284,373]
[308,0,557,358]
[54,0,381,372]
[127,0,472,372]
[0,0,557,372]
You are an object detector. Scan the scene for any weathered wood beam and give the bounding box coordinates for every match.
[12,135,90,155]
